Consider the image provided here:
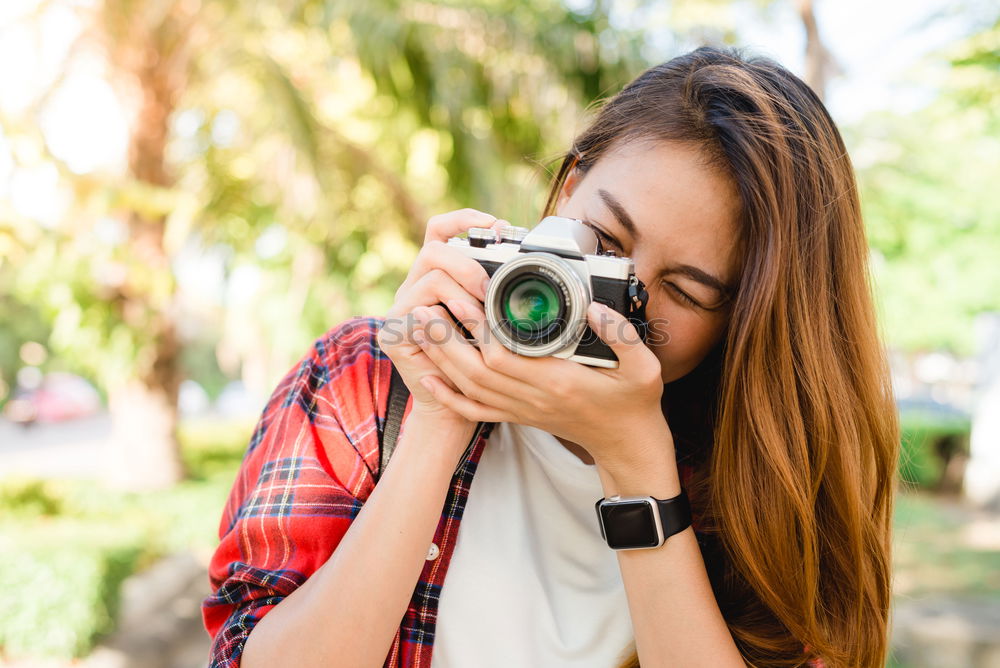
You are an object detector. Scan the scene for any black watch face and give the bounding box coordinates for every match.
[600,500,659,549]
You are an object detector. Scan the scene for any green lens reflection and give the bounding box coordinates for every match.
[503,277,561,333]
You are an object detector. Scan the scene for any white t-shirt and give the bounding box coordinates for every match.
[431,421,635,668]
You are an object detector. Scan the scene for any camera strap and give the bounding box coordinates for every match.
[378,362,409,483]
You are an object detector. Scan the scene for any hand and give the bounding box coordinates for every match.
[409,298,672,473]
[376,208,509,426]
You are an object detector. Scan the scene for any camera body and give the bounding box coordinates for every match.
[446,216,647,368]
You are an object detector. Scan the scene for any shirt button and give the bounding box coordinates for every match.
[426,542,440,561]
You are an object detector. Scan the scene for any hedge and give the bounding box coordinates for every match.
[0,518,144,658]
[898,407,971,489]
[0,418,251,659]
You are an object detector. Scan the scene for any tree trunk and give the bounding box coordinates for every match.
[107,372,184,490]
[795,0,836,100]
[102,1,191,489]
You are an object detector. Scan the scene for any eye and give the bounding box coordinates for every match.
[663,281,703,309]
[583,220,622,251]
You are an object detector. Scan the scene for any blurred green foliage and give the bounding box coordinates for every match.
[0,521,143,658]
[898,409,971,489]
[0,478,65,517]
[0,0,653,406]
[854,15,1000,354]
[0,290,51,408]
[0,418,252,658]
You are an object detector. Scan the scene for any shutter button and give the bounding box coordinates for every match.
[426,543,440,561]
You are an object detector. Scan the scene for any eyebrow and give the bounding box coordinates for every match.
[596,188,733,297]
[668,264,732,297]
[598,188,639,239]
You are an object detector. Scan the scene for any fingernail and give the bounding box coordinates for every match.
[419,376,435,393]
[480,277,490,298]
[412,306,429,322]
[447,300,466,319]
[412,329,426,345]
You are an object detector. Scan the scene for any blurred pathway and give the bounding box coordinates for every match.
[0,414,110,479]
[91,553,212,668]
[893,597,1000,667]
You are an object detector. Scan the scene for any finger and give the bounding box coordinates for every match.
[403,328,462,394]
[586,302,651,373]
[400,241,490,301]
[443,298,489,344]
[389,268,483,322]
[445,297,572,383]
[443,298,530,375]
[378,311,422,347]
[419,375,513,424]
[424,208,501,244]
[378,314,463,386]
[412,305,538,405]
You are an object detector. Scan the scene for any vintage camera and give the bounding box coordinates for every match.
[447,216,648,368]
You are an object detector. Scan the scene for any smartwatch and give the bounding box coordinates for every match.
[594,490,692,550]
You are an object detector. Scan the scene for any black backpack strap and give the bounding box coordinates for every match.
[378,362,410,482]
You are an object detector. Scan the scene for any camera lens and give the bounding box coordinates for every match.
[503,277,561,335]
[485,252,590,357]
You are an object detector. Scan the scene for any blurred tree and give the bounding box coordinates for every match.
[664,0,839,98]
[853,13,1000,354]
[1,0,650,487]
[93,0,197,487]
[793,0,838,99]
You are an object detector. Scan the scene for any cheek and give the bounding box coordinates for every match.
[643,300,726,383]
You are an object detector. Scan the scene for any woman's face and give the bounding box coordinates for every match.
[554,139,742,383]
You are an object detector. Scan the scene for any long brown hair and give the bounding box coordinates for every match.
[543,47,898,667]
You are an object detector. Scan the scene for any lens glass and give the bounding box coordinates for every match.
[502,277,561,335]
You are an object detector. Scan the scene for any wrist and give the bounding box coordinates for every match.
[401,407,478,463]
[408,401,476,432]
[594,418,681,499]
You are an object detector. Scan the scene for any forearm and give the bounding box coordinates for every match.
[242,413,476,668]
[597,428,745,668]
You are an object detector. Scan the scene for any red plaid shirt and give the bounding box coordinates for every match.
[202,317,498,667]
[202,317,820,667]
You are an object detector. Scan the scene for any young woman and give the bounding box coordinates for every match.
[203,47,898,668]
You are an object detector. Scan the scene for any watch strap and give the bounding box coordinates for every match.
[655,489,692,540]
